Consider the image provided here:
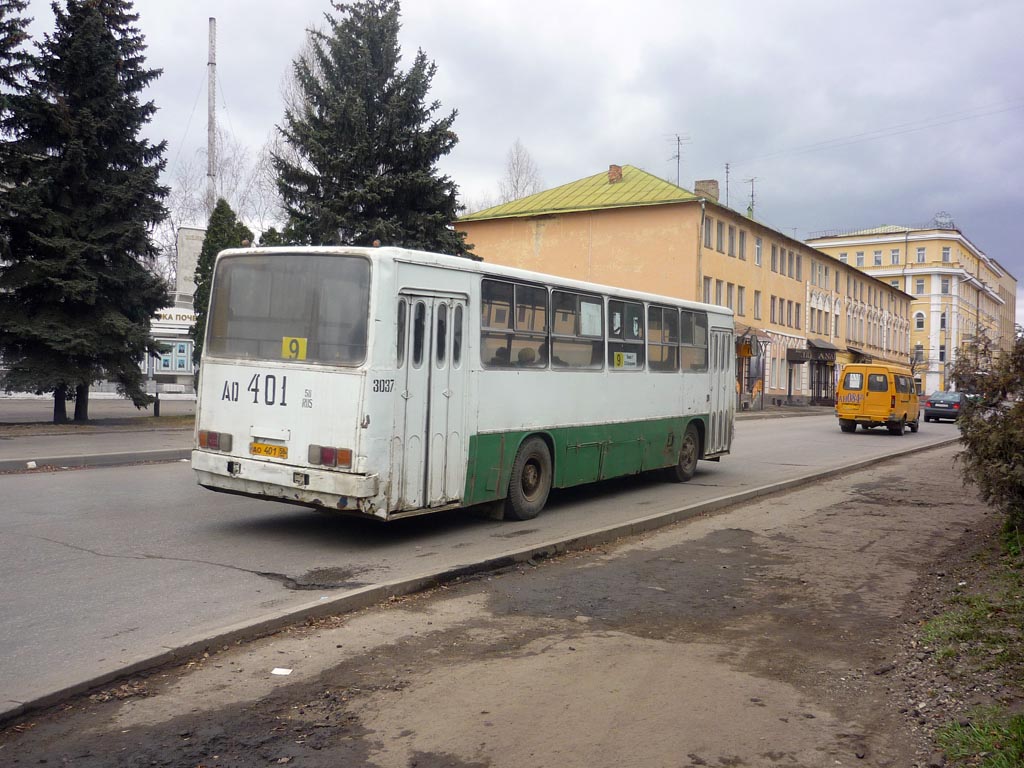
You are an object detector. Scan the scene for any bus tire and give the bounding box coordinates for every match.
[839,420,856,433]
[888,418,905,436]
[505,437,552,521]
[670,424,700,483]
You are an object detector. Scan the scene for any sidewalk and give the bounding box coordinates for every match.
[0,396,830,472]
[0,396,194,472]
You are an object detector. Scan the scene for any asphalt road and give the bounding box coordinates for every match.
[0,414,960,719]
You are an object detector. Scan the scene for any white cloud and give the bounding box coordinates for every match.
[20,0,1024,285]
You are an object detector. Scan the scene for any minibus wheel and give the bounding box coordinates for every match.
[888,417,906,436]
[670,424,700,482]
[839,420,856,433]
[505,437,552,521]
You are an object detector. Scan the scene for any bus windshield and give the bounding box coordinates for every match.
[206,253,370,365]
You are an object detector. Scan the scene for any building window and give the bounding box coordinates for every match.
[754,290,761,319]
[914,312,925,330]
[942,246,951,263]
[941,277,950,294]
[704,217,713,248]
[855,251,864,267]
[839,252,848,264]
[728,225,736,257]
[916,246,926,263]
[788,250,795,278]
[795,303,801,330]
[940,312,947,330]
[786,300,793,327]
[726,282,734,310]
[890,279,900,289]
[715,279,724,305]
[770,295,777,323]
[890,248,900,265]
[834,313,840,336]
[739,230,747,260]
[873,250,882,266]
[914,343,924,362]
[703,276,712,303]
[716,221,724,252]
[939,344,946,362]
[915,278,925,295]
[771,244,778,272]
[796,254,802,281]
[737,286,745,315]
[754,237,762,266]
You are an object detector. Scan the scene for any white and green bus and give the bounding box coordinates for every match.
[191,246,735,521]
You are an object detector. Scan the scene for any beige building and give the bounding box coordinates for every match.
[808,224,1016,393]
[458,164,912,407]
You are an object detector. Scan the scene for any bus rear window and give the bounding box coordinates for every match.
[207,253,370,366]
[843,372,864,390]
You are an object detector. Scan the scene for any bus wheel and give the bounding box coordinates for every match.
[888,418,906,436]
[839,420,856,433]
[505,437,552,521]
[670,424,700,483]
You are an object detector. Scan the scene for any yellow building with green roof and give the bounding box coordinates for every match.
[458,164,912,407]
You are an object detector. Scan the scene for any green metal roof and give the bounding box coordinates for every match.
[459,165,697,222]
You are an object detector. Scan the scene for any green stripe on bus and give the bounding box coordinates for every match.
[463,415,708,506]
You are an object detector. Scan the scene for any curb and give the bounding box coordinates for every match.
[0,435,961,725]
[0,449,191,473]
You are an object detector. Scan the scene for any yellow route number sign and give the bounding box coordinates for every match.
[282,336,308,360]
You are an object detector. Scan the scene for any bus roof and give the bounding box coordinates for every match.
[216,245,734,319]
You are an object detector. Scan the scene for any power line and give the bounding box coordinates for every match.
[732,98,1024,167]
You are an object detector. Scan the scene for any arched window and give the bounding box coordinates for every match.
[914,312,925,331]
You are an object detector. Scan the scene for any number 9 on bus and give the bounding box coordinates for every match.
[281,336,307,360]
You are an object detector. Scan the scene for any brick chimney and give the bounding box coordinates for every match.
[608,164,623,184]
[694,179,719,202]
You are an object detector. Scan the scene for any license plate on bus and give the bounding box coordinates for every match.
[250,442,288,459]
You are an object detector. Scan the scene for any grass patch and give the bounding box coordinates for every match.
[937,709,1024,768]
[0,414,194,436]
[924,547,1024,766]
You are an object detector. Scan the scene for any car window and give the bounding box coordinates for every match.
[843,372,863,390]
[867,374,888,392]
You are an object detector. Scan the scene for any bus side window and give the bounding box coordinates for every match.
[397,298,407,368]
[453,305,463,368]
[412,301,426,368]
[436,303,447,366]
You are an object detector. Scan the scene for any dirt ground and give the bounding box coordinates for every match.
[0,443,1009,767]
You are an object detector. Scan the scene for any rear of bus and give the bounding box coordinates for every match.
[191,248,388,516]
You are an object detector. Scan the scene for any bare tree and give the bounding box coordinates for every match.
[153,126,285,287]
[498,138,543,203]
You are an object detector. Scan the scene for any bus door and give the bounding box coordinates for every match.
[395,294,467,510]
[706,328,734,456]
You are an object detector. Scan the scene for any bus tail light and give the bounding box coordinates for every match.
[308,445,353,469]
[890,395,896,408]
[199,430,233,452]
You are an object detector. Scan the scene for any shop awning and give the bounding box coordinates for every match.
[847,346,864,355]
[808,338,842,351]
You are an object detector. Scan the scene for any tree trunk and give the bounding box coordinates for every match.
[53,385,68,424]
[74,383,90,422]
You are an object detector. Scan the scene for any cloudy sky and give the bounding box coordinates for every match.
[23,0,1024,317]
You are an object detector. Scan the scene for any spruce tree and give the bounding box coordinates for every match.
[274,0,467,255]
[190,198,253,366]
[0,0,31,120]
[0,0,169,422]
[0,0,32,255]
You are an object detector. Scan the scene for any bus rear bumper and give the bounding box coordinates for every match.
[191,450,380,513]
